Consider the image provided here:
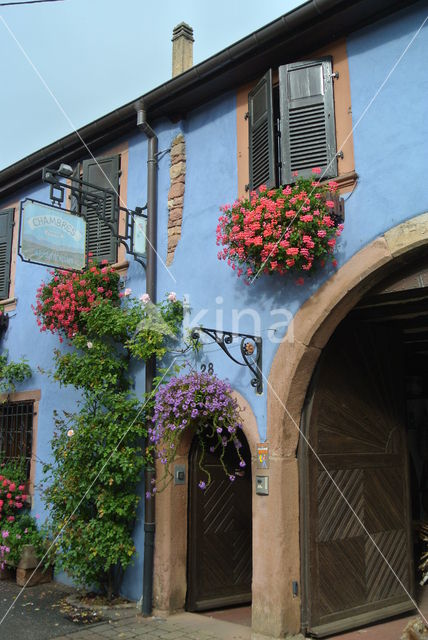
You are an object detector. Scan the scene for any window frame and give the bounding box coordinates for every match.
[248,56,337,191]
[0,390,40,497]
[237,39,357,198]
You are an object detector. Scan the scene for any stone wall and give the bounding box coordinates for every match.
[167,134,186,266]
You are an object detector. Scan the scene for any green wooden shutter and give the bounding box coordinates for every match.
[0,209,14,300]
[82,155,120,263]
[248,69,275,191]
[279,57,337,184]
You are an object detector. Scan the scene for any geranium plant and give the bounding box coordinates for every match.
[32,257,121,341]
[216,170,344,282]
[2,513,47,567]
[0,473,28,523]
[148,370,245,493]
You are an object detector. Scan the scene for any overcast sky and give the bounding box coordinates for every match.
[0,0,304,170]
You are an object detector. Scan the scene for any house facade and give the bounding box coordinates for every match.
[0,0,427,637]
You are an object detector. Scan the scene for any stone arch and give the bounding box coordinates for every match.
[152,388,259,615]
[252,213,428,638]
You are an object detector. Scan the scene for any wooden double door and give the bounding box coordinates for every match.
[301,320,414,636]
[187,431,252,612]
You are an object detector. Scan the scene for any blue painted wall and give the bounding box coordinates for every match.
[1,0,427,602]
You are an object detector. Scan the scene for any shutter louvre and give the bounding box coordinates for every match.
[248,69,275,191]
[0,209,14,300]
[81,156,120,263]
[279,58,337,184]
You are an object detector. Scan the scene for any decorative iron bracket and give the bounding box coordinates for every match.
[190,327,263,394]
[42,167,147,268]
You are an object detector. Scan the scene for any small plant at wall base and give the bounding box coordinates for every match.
[148,370,245,494]
[0,461,47,573]
[216,170,344,283]
[35,260,184,598]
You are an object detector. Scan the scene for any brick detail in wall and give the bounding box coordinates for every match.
[167,134,186,265]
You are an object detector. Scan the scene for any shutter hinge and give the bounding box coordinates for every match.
[245,184,250,192]
[330,71,339,80]
[244,112,249,120]
[336,150,344,160]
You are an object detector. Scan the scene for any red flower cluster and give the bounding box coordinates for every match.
[216,172,344,282]
[32,256,121,340]
[0,475,27,522]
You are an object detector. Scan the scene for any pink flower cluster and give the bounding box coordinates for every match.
[32,256,121,340]
[0,475,27,522]
[216,172,344,283]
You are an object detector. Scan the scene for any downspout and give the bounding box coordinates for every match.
[136,102,157,617]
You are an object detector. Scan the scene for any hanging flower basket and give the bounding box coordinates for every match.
[216,170,344,283]
[148,371,245,493]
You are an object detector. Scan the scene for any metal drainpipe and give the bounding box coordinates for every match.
[136,103,157,617]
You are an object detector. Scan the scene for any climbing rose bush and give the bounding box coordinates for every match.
[216,171,344,282]
[149,371,245,492]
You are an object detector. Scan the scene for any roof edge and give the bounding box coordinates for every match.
[0,0,414,200]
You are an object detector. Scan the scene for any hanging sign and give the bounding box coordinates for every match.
[131,212,147,257]
[19,199,86,270]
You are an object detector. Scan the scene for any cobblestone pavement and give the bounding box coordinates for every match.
[54,611,252,640]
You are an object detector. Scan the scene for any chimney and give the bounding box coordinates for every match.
[172,22,194,77]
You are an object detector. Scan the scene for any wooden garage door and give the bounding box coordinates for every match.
[187,431,252,612]
[301,320,414,636]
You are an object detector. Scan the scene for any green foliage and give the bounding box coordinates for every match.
[36,266,184,596]
[126,298,184,361]
[43,394,146,589]
[0,353,32,396]
[0,457,28,485]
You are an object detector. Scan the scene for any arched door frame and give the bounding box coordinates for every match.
[258,212,428,637]
[152,390,259,616]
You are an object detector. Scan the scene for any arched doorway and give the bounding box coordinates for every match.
[300,315,415,636]
[260,213,428,638]
[186,429,252,612]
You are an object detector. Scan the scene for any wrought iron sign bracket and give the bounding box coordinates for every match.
[190,327,263,394]
[42,167,147,268]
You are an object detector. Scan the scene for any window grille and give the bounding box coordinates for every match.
[0,401,34,478]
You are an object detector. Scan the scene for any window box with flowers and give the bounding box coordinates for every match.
[217,170,344,284]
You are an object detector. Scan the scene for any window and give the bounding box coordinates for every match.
[71,155,121,264]
[0,208,14,300]
[0,400,34,479]
[248,57,337,191]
